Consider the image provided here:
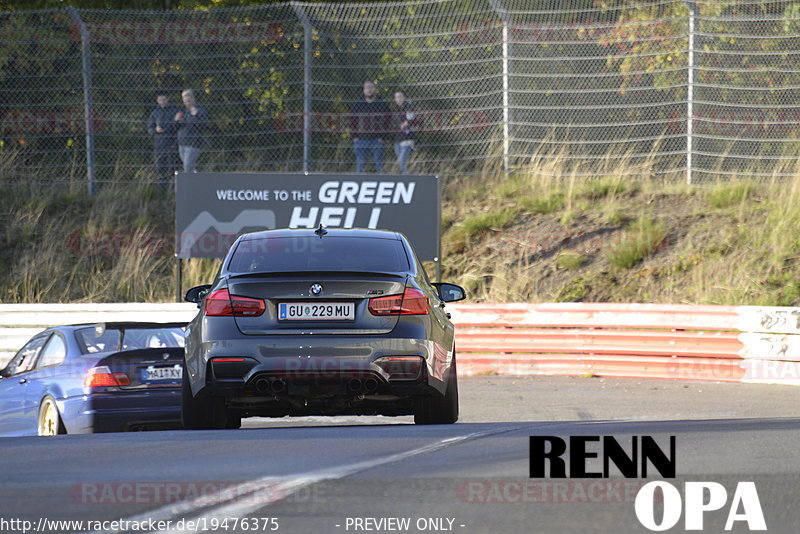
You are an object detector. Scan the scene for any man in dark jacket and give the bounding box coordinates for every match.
[349,80,391,173]
[146,91,180,180]
[174,89,209,173]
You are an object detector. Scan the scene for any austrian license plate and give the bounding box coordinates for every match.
[144,365,183,381]
[278,302,355,321]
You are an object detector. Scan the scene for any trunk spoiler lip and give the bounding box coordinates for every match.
[99,347,185,357]
[70,322,188,329]
[96,346,185,363]
[226,271,409,280]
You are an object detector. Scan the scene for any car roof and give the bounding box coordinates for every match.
[239,227,402,241]
[54,322,187,331]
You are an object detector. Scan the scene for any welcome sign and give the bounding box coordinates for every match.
[175,172,440,261]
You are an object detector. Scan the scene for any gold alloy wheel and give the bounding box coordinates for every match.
[37,398,61,436]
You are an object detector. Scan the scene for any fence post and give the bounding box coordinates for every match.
[67,7,96,196]
[489,0,510,174]
[686,1,696,185]
[292,3,313,174]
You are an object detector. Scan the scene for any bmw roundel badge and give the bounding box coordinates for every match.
[310,283,323,295]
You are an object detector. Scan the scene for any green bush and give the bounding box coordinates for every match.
[555,276,590,302]
[577,177,628,200]
[707,183,753,209]
[556,252,587,270]
[462,208,520,234]
[605,208,631,225]
[607,216,667,269]
[519,191,565,214]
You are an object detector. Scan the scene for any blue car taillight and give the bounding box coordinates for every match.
[85,366,130,388]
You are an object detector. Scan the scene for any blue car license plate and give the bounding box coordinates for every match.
[142,365,183,381]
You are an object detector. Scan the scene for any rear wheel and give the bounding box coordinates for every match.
[225,413,242,429]
[38,397,66,436]
[182,368,237,430]
[182,368,208,429]
[414,357,459,425]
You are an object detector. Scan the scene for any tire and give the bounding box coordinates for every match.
[181,367,207,429]
[181,366,232,430]
[225,413,242,429]
[414,356,459,425]
[38,396,66,436]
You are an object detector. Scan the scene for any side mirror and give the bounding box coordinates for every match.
[185,284,212,305]
[433,283,466,303]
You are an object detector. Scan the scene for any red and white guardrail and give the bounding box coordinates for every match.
[451,303,800,385]
[0,302,798,385]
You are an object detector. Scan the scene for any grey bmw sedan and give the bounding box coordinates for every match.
[182,227,466,429]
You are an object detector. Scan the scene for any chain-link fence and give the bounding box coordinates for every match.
[2,0,800,187]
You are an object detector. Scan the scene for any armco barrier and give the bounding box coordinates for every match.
[450,303,800,385]
[1,302,799,385]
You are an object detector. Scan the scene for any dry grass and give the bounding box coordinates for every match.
[3,146,800,305]
[0,152,242,302]
[440,149,800,305]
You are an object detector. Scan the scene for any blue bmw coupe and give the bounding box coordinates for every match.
[0,322,186,436]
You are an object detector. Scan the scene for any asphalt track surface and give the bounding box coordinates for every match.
[1,376,800,534]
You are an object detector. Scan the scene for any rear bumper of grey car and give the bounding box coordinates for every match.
[186,336,452,400]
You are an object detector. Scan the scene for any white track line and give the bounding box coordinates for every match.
[95,426,519,534]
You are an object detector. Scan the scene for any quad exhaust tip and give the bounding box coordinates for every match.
[347,378,363,393]
[364,378,378,393]
[254,377,286,394]
[255,376,378,395]
[347,377,379,394]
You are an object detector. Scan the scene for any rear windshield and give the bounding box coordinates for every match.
[228,236,410,274]
[76,327,185,354]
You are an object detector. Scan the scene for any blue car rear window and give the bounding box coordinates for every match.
[76,327,185,354]
[228,236,410,274]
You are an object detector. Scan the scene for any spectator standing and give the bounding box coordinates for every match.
[349,80,391,173]
[174,89,208,173]
[146,91,180,181]
[392,90,417,174]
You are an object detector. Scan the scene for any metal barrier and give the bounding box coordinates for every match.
[450,303,800,385]
[1,302,799,385]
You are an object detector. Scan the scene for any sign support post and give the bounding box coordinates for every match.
[175,258,183,303]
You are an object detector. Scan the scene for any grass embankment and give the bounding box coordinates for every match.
[443,169,800,305]
[2,159,800,305]
[0,168,219,303]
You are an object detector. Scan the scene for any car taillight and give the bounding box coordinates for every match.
[204,288,265,317]
[368,288,430,316]
[85,366,130,388]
